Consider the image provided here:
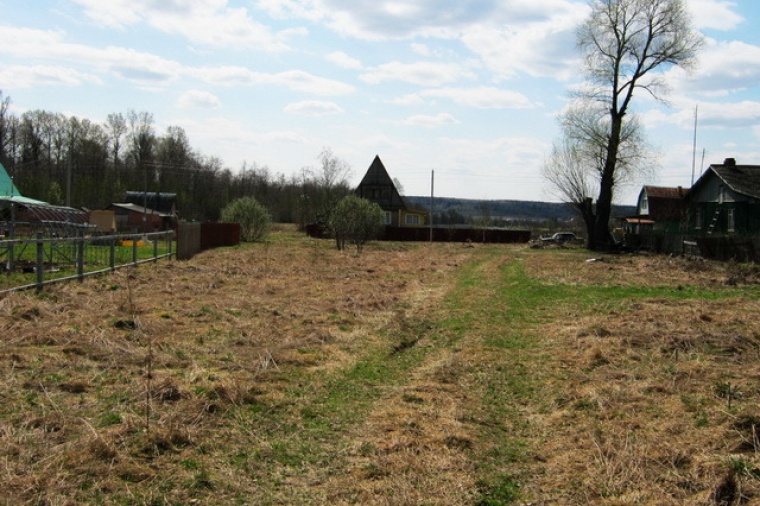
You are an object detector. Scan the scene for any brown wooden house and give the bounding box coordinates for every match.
[355,155,426,227]
[626,185,686,234]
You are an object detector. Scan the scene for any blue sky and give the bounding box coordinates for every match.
[1,1,759,205]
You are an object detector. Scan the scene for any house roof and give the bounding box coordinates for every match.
[125,191,178,214]
[0,162,20,198]
[358,155,394,187]
[108,203,171,218]
[695,160,760,200]
[0,162,50,205]
[642,186,685,199]
[636,185,686,221]
[355,155,408,211]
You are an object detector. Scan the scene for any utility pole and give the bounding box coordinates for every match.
[691,105,698,186]
[429,170,434,242]
[66,153,72,207]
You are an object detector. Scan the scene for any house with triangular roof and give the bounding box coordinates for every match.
[626,185,686,235]
[355,155,426,227]
[687,158,760,236]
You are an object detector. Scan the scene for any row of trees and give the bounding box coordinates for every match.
[0,92,353,226]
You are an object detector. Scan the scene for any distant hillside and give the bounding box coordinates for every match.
[404,196,636,223]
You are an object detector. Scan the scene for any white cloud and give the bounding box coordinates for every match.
[410,43,431,57]
[0,26,184,85]
[284,100,345,115]
[389,94,427,106]
[688,0,744,31]
[360,61,475,86]
[645,101,760,130]
[403,113,459,127]
[462,11,586,81]
[178,90,222,109]
[325,51,363,69]
[421,87,534,109]
[71,0,295,51]
[0,64,101,88]
[257,0,582,41]
[667,39,760,96]
[189,67,355,95]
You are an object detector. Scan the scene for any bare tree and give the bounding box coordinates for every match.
[105,113,127,167]
[573,0,702,250]
[544,102,656,245]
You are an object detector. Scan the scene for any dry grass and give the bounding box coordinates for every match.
[0,227,473,504]
[2,230,760,505]
[519,251,760,505]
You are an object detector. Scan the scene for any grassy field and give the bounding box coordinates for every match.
[1,226,760,505]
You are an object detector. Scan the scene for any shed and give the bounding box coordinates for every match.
[107,203,174,233]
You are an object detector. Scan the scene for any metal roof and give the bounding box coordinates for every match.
[0,162,22,198]
[109,203,172,218]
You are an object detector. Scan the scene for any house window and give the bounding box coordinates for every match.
[695,208,702,230]
[405,214,420,226]
[728,208,735,232]
[384,211,392,225]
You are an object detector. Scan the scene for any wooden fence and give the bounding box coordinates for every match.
[176,222,241,260]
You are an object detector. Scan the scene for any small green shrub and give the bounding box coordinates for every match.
[220,197,272,242]
[328,195,385,252]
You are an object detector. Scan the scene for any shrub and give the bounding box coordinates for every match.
[329,196,385,252]
[220,197,272,242]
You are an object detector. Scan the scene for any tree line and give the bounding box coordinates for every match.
[0,92,352,227]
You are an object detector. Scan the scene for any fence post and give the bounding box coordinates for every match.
[36,233,44,291]
[153,233,158,262]
[110,236,116,271]
[132,238,138,265]
[76,236,84,281]
[7,242,14,273]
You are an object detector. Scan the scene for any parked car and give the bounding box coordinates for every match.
[540,232,579,243]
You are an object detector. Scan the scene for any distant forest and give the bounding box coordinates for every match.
[408,196,635,227]
[0,92,633,227]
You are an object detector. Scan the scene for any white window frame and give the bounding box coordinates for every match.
[405,214,420,226]
[384,211,392,225]
[728,208,736,232]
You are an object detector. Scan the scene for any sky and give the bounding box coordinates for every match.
[1,1,760,206]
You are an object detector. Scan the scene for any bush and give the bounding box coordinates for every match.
[329,196,385,252]
[220,197,272,242]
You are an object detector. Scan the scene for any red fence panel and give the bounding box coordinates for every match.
[200,222,241,251]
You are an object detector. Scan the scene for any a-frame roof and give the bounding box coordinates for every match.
[358,155,395,187]
[355,155,407,211]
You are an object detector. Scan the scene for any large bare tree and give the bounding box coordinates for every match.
[544,102,654,246]
[571,0,702,249]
